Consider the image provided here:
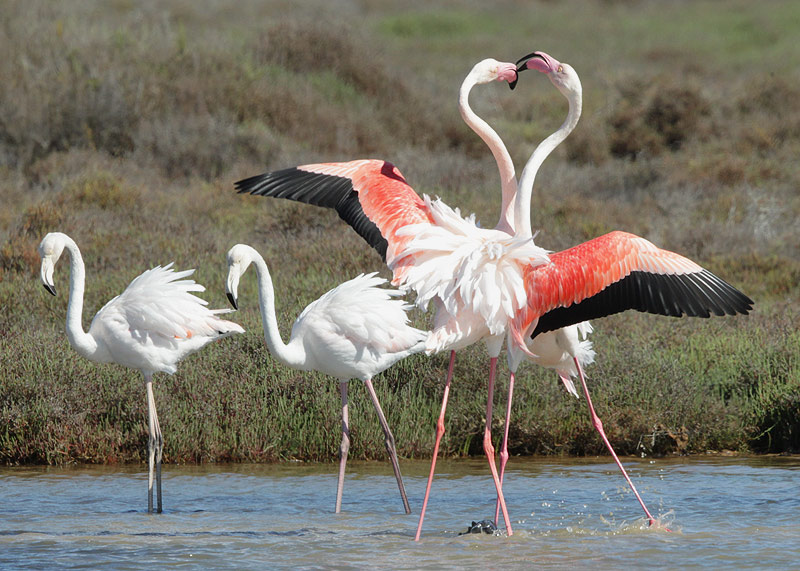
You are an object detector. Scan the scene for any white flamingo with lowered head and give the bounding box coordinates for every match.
[38,232,244,513]
[225,243,427,514]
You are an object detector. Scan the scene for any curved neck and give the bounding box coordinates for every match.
[62,239,99,358]
[514,90,582,238]
[250,252,306,369]
[459,78,517,235]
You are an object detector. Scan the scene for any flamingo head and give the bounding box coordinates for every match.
[516,51,582,99]
[38,232,68,296]
[466,58,520,91]
[225,243,257,310]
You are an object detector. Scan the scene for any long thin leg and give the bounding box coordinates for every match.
[575,357,658,526]
[335,381,350,514]
[144,375,163,514]
[364,378,411,514]
[494,370,516,526]
[153,397,163,514]
[414,350,456,541]
[485,357,513,536]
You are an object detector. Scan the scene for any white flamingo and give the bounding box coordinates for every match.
[225,243,427,514]
[38,232,244,513]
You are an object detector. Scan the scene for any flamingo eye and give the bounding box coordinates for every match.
[558,65,564,73]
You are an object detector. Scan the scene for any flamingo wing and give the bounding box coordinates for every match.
[95,264,241,342]
[236,159,432,264]
[521,231,753,338]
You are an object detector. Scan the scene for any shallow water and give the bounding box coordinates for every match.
[2,456,798,569]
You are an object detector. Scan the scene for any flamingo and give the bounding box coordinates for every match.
[233,55,753,537]
[490,51,755,528]
[224,244,427,514]
[38,232,244,513]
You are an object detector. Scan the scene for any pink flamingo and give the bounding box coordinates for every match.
[494,51,753,529]
[235,57,753,538]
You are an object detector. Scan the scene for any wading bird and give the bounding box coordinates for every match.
[486,50,590,525]
[38,232,244,513]
[225,244,427,514]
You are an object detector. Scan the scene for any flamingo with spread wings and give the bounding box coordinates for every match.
[237,59,536,536]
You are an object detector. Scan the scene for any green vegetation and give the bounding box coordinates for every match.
[1,0,798,465]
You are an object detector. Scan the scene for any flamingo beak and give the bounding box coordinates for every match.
[40,257,56,296]
[515,51,560,74]
[226,291,238,311]
[508,72,519,91]
[225,263,240,310]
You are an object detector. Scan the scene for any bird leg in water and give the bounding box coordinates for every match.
[575,357,659,527]
[335,381,351,514]
[415,350,456,541]
[494,370,516,526]
[484,357,513,536]
[145,375,163,514]
[364,378,411,514]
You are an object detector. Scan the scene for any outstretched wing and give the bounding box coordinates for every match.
[236,160,433,265]
[517,231,753,338]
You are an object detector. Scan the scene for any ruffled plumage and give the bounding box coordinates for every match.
[393,196,549,344]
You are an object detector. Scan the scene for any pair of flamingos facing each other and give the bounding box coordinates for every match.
[234,50,752,539]
[39,51,752,538]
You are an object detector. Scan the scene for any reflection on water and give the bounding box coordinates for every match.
[2,456,799,569]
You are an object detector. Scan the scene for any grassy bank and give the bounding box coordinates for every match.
[1,0,799,465]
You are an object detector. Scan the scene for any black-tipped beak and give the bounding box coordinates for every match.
[515,51,543,72]
[508,71,518,90]
[226,291,238,310]
[43,283,56,296]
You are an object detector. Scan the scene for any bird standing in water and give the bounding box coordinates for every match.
[38,232,244,513]
[225,243,427,514]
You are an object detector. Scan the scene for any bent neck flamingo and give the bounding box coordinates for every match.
[225,244,427,514]
[38,232,244,513]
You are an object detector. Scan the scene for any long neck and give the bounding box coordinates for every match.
[514,89,582,238]
[62,239,99,358]
[250,252,307,369]
[459,78,517,235]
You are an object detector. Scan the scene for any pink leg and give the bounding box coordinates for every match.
[575,357,660,527]
[485,357,513,535]
[494,371,515,526]
[414,350,456,541]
